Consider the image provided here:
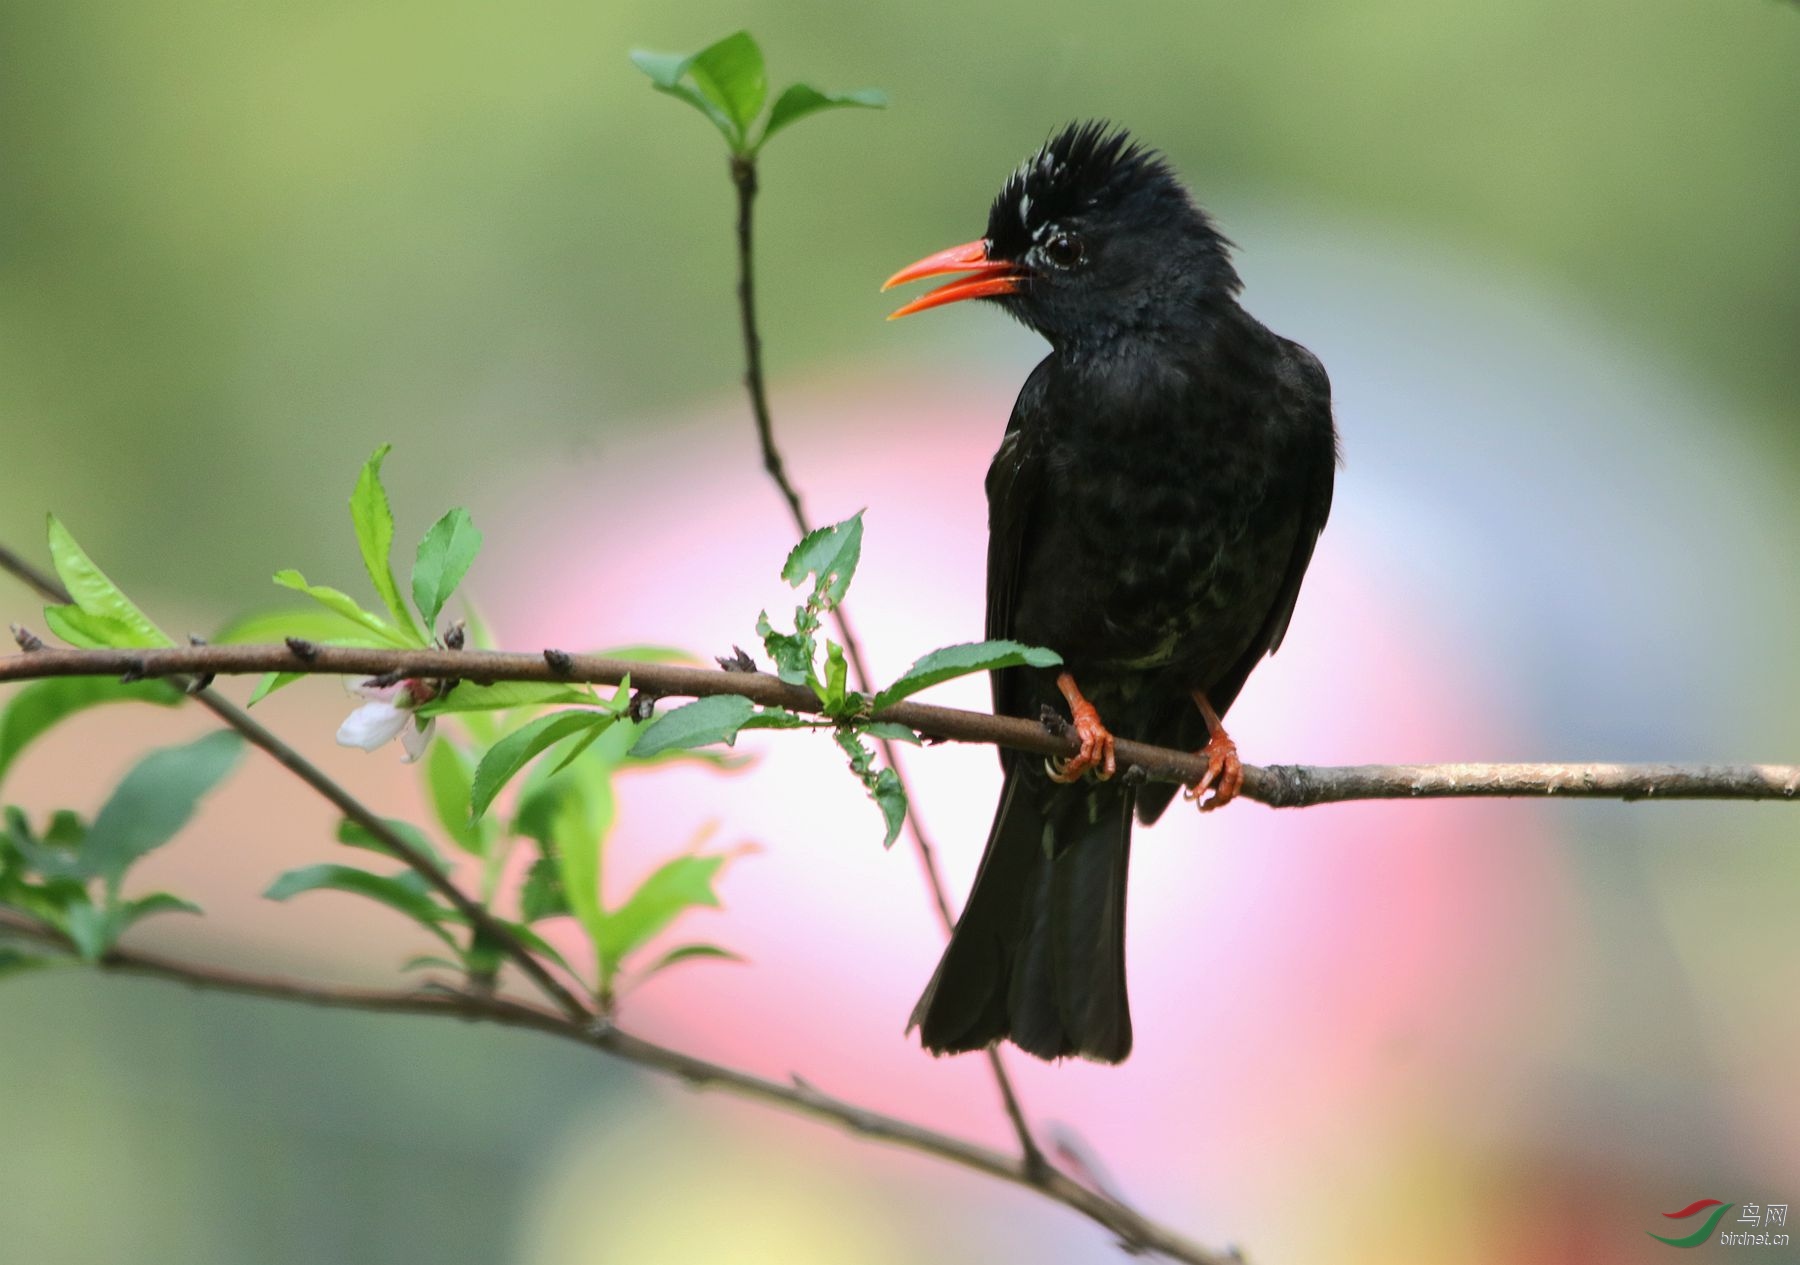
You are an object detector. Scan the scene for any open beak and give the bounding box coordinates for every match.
[882,239,1024,319]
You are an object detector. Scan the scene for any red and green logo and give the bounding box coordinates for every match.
[1650,1199,1735,1247]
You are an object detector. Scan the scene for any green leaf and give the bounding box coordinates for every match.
[212,605,379,646]
[781,512,864,607]
[685,31,766,141]
[469,710,612,820]
[629,49,740,147]
[833,729,907,847]
[756,611,815,687]
[42,605,145,650]
[422,741,486,855]
[630,695,755,758]
[45,515,172,647]
[350,445,425,642]
[871,639,1063,709]
[115,891,203,935]
[493,917,578,979]
[515,776,609,970]
[63,901,119,962]
[334,817,449,873]
[737,707,815,732]
[411,507,483,634]
[414,680,599,717]
[7,809,92,882]
[247,671,297,706]
[0,946,60,978]
[759,83,886,148]
[818,639,849,713]
[595,644,702,666]
[264,864,454,932]
[519,855,569,922]
[862,721,923,745]
[599,853,727,966]
[272,570,415,647]
[871,767,907,848]
[0,677,181,791]
[638,941,743,981]
[81,732,244,890]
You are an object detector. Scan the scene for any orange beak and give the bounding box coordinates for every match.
[882,238,1025,319]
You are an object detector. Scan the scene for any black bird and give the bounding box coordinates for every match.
[884,123,1338,1063]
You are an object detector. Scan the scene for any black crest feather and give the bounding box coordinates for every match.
[985,121,1183,259]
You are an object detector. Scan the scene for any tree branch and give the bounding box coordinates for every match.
[728,152,1037,1167]
[0,567,589,1021]
[0,911,1236,1265]
[4,641,1795,806]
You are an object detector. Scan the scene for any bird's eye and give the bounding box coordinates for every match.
[1040,232,1085,269]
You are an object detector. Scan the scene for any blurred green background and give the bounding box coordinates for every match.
[3,3,1797,1263]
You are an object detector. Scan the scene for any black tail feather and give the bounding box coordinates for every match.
[911,761,1134,1063]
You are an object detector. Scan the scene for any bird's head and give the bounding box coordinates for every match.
[884,122,1238,347]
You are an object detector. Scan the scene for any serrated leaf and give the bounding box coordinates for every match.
[272,570,415,647]
[469,710,612,820]
[861,720,922,744]
[871,639,1063,709]
[638,941,743,981]
[756,611,815,687]
[0,677,181,791]
[599,853,728,966]
[872,767,907,848]
[414,680,599,718]
[737,707,815,732]
[781,512,864,606]
[263,864,455,936]
[350,445,425,642]
[759,83,886,148]
[685,31,766,141]
[81,732,244,890]
[44,515,172,648]
[630,695,756,758]
[411,507,482,634]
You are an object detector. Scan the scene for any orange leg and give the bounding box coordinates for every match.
[1182,689,1243,811]
[1047,671,1116,783]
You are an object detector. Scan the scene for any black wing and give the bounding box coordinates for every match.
[1137,339,1338,824]
[986,358,1054,729]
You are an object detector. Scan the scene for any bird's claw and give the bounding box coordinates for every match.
[1048,703,1116,784]
[1183,729,1243,811]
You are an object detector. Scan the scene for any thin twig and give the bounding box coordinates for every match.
[0,912,1235,1265]
[5,641,1796,806]
[726,154,1040,1167]
[0,561,589,1021]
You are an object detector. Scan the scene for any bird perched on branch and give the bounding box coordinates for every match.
[884,122,1338,1063]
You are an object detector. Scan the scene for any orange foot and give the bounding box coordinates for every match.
[1048,671,1116,783]
[1183,690,1244,811]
